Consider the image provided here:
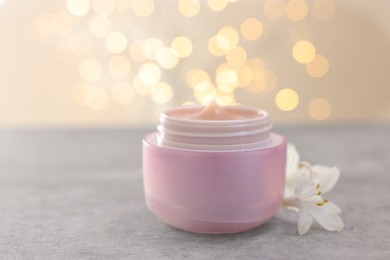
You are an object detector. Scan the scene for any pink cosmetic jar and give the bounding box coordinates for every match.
[143,105,287,234]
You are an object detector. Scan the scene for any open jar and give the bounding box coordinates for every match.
[143,102,287,234]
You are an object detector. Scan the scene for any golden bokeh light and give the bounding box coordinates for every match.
[67,0,90,17]
[216,88,235,97]
[290,22,313,42]
[181,101,195,106]
[108,55,131,78]
[207,0,228,12]
[217,84,237,93]
[264,70,278,92]
[247,70,277,93]
[129,40,146,62]
[156,48,179,69]
[236,65,254,87]
[240,18,263,41]
[216,63,238,84]
[133,76,152,96]
[308,98,332,121]
[200,95,215,104]
[131,0,155,17]
[246,58,266,77]
[216,95,236,106]
[306,54,329,77]
[216,63,238,90]
[112,81,134,105]
[88,15,112,38]
[264,0,285,20]
[247,79,263,94]
[178,0,200,17]
[41,0,335,115]
[258,70,278,92]
[139,63,161,85]
[85,87,108,110]
[292,40,316,64]
[142,38,164,60]
[151,82,174,104]
[92,0,116,16]
[312,0,335,20]
[285,0,309,22]
[105,31,128,54]
[186,68,211,88]
[171,36,193,58]
[208,35,227,56]
[78,59,102,81]
[225,46,247,67]
[275,88,299,111]
[217,26,239,51]
[194,81,216,104]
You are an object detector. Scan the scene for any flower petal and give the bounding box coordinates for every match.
[295,170,320,200]
[297,184,319,200]
[285,168,308,195]
[284,186,295,198]
[302,196,323,203]
[326,201,342,214]
[305,202,344,232]
[286,143,300,180]
[298,210,313,235]
[313,166,340,194]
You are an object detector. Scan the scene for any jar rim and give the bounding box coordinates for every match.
[161,105,268,125]
[157,105,274,151]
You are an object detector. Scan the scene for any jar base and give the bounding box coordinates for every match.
[143,131,287,234]
[146,196,274,234]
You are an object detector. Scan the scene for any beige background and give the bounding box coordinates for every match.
[0,0,389,127]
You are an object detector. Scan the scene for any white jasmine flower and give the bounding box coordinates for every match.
[285,144,301,198]
[284,144,344,235]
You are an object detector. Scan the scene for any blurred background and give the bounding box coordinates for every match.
[0,0,389,128]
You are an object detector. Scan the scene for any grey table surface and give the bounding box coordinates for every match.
[0,125,389,259]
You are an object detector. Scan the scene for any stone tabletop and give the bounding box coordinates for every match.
[0,125,389,259]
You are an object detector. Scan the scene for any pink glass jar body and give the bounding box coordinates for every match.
[143,132,287,234]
